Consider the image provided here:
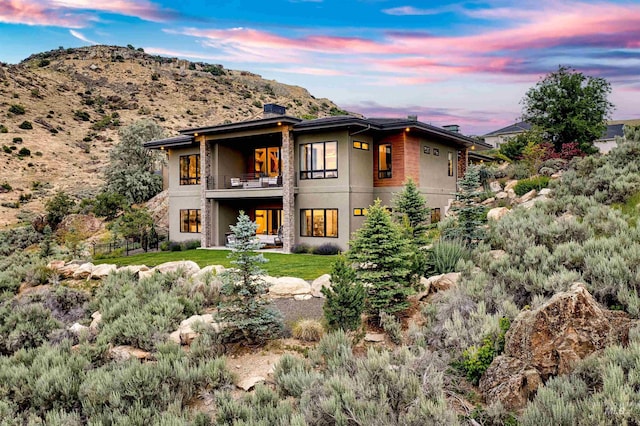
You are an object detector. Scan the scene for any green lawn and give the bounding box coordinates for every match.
[94,249,336,281]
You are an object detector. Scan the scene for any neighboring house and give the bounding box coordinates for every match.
[482,120,639,153]
[145,105,490,253]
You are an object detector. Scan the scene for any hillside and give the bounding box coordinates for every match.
[0,45,346,228]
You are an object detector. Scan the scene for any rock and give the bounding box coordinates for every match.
[487,207,510,221]
[311,274,331,298]
[495,191,508,199]
[139,269,155,280]
[551,171,563,179]
[89,311,102,330]
[504,180,518,191]
[72,263,95,280]
[507,189,516,199]
[539,188,551,196]
[518,189,537,203]
[237,376,265,391]
[47,260,65,271]
[294,294,313,301]
[481,197,495,206]
[170,314,223,345]
[58,263,80,278]
[153,260,200,276]
[193,265,225,284]
[480,356,542,410]
[521,195,549,209]
[108,345,151,362]
[480,283,635,410]
[268,277,311,297]
[489,250,507,260]
[411,276,432,301]
[69,322,90,336]
[365,333,385,342]
[117,265,150,276]
[424,272,460,293]
[91,263,117,279]
[489,181,502,193]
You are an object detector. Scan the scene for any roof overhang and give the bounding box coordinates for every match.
[378,121,491,150]
[144,134,195,149]
[180,116,301,136]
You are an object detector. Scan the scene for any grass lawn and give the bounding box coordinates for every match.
[94,249,336,281]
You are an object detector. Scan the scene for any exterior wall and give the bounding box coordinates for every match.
[214,143,245,189]
[166,145,202,243]
[596,138,616,154]
[484,131,523,148]
[374,133,410,187]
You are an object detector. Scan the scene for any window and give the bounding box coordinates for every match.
[254,209,282,235]
[423,146,431,154]
[433,148,440,156]
[301,209,338,237]
[179,154,200,185]
[300,141,337,179]
[353,141,369,150]
[180,209,201,233]
[448,152,454,176]
[254,147,281,177]
[378,143,392,178]
[431,208,441,224]
[353,208,368,216]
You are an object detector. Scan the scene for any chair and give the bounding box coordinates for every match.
[274,226,283,246]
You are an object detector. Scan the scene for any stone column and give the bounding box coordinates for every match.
[200,137,213,247]
[281,126,295,253]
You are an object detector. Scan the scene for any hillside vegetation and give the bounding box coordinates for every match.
[0,45,346,227]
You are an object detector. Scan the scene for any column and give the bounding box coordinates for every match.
[281,126,295,253]
[200,137,213,247]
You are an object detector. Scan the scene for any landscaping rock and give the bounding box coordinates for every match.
[91,263,116,279]
[58,263,80,278]
[107,345,151,362]
[69,322,90,336]
[116,264,150,276]
[237,376,266,391]
[424,272,460,293]
[489,181,502,193]
[89,311,102,331]
[153,260,200,276]
[72,263,94,280]
[507,189,516,199]
[481,197,496,206]
[495,191,508,199]
[504,180,518,191]
[539,188,551,196]
[311,274,331,298]
[47,260,65,271]
[268,277,311,297]
[479,283,636,410]
[169,313,223,345]
[518,189,537,203]
[521,195,549,209]
[365,333,385,343]
[487,207,509,221]
[551,171,563,179]
[294,294,313,301]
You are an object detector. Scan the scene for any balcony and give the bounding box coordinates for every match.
[205,174,284,199]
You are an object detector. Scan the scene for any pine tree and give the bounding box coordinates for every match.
[347,199,412,319]
[444,165,486,246]
[393,178,430,279]
[217,211,283,344]
[322,255,365,331]
[39,225,54,258]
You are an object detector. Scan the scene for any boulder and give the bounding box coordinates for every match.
[138,269,155,280]
[504,180,518,191]
[481,197,496,206]
[268,277,311,297]
[237,376,266,391]
[294,294,313,301]
[365,333,385,343]
[489,181,503,193]
[311,274,331,298]
[117,265,150,276]
[551,171,563,179]
[153,260,200,276]
[69,322,90,336]
[169,313,223,345]
[507,189,516,199]
[487,207,510,221]
[89,311,102,331]
[193,265,225,284]
[480,283,635,410]
[58,263,80,278]
[72,263,95,280]
[424,272,460,293]
[495,191,508,200]
[107,345,151,362]
[47,260,65,271]
[521,195,549,209]
[91,263,117,279]
[518,189,537,203]
[539,188,551,196]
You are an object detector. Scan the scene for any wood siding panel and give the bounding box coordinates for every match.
[374,133,408,187]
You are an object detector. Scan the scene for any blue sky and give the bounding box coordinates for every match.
[1,0,638,134]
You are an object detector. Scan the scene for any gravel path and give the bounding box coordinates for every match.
[270,297,324,333]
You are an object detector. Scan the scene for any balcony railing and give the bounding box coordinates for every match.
[207,174,283,190]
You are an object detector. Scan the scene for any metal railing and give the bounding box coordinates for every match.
[208,174,283,190]
[92,232,168,257]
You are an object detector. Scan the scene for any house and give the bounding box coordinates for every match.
[483,119,639,153]
[144,105,491,253]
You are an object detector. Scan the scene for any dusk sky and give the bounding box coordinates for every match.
[0,0,638,135]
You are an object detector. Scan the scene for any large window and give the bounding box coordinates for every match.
[301,209,338,237]
[179,154,200,185]
[180,209,201,233]
[448,152,454,176]
[254,147,281,177]
[378,144,392,178]
[300,141,337,179]
[255,209,283,235]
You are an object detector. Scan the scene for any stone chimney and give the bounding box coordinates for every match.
[443,124,460,133]
[263,104,286,118]
[407,115,418,121]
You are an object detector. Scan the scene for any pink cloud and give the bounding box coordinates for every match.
[0,0,174,28]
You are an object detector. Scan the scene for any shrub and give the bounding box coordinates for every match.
[514,176,550,196]
[291,243,311,254]
[0,302,61,355]
[274,354,321,398]
[45,191,75,230]
[1,182,11,191]
[380,311,403,344]
[322,255,365,331]
[18,121,32,129]
[426,239,467,276]
[311,243,341,255]
[292,319,324,342]
[8,104,25,115]
[12,137,22,144]
[0,125,7,133]
[17,147,30,157]
[38,58,50,67]
[2,145,11,154]
[93,191,128,220]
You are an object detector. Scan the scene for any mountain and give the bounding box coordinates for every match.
[0,45,347,228]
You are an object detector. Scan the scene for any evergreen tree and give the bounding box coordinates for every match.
[443,165,486,246]
[217,211,283,344]
[322,255,365,331]
[104,120,164,204]
[347,199,412,319]
[39,225,54,258]
[45,191,75,230]
[393,179,430,279]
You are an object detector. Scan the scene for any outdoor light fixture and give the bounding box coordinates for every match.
[194,133,198,136]
[405,127,410,132]
[277,121,282,126]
